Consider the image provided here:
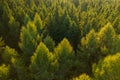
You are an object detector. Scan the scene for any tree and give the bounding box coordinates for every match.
[54,38,75,79]
[0,64,9,80]
[43,35,55,52]
[77,29,99,74]
[19,22,40,65]
[30,42,54,80]
[34,13,43,34]
[98,23,116,55]
[72,73,91,80]
[2,46,18,64]
[93,53,120,80]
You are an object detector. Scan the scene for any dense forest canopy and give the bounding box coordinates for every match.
[0,0,120,80]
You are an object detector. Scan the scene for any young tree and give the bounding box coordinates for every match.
[93,53,120,80]
[0,64,9,80]
[34,13,43,34]
[77,29,99,74]
[54,38,75,79]
[30,42,54,80]
[72,73,92,80]
[2,46,18,64]
[43,35,55,52]
[19,22,40,65]
[98,23,116,55]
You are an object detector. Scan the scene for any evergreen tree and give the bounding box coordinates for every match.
[34,13,43,34]
[98,23,116,55]
[2,46,18,64]
[0,64,9,80]
[19,22,40,65]
[30,42,54,80]
[43,35,55,52]
[77,29,99,75]
[93,53,120,80]
[54,38,75,79]
[72,73,91,80]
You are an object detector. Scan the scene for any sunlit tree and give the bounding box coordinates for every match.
[0,64,9,80]
[54,38,75,79]
[19,22,40,65]
[30,42,54,80]
[93,53,120,80]
[72,73,91,80]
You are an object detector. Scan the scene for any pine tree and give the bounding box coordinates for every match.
[54,38,75,79]
[72,73,91,80]
[30,42,54,80]
[0,64,9,80]
[34,13,43,34]
[93,53,120,80]
[98,23,116,55]
[19,22,40,65]
[78,29,99,74]
[2,46,18,64]
[43,35,55,52]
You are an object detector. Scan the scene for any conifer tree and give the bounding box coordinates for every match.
[34,13,43,34]
[19,22,40,65]
[54,38,75,79]
[2,46,18,64]
[30,42,54,80]
[72,73,91,80]
[98,23,116,55]
[43,35,55,52]
[0,64,9,80]
[93,53,120,80]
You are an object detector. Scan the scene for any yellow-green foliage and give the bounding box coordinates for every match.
[93,53,120,80]
[2,46,18,64]
[54,38,75,79]
[72,74,91,80]
[0,64,9,80]
[30,42,54,80]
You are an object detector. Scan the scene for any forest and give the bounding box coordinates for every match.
[0,0,120,80]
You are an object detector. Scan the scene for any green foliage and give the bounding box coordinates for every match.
[98,23,116,54]
[0,64,9,80]
[30,42,54,80]
[34,13,43,34]
[2,46,18,64]
[43,35,55,52]
[77,29,99,74]
[1,0,120,80]
[0,37,4,64]
[0,37,4,53]
[11,57,27,80]
[54,38,75,79]
[93,53,120,80]
[19,22,40,65]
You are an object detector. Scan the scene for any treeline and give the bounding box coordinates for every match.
[0,0,120,80]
